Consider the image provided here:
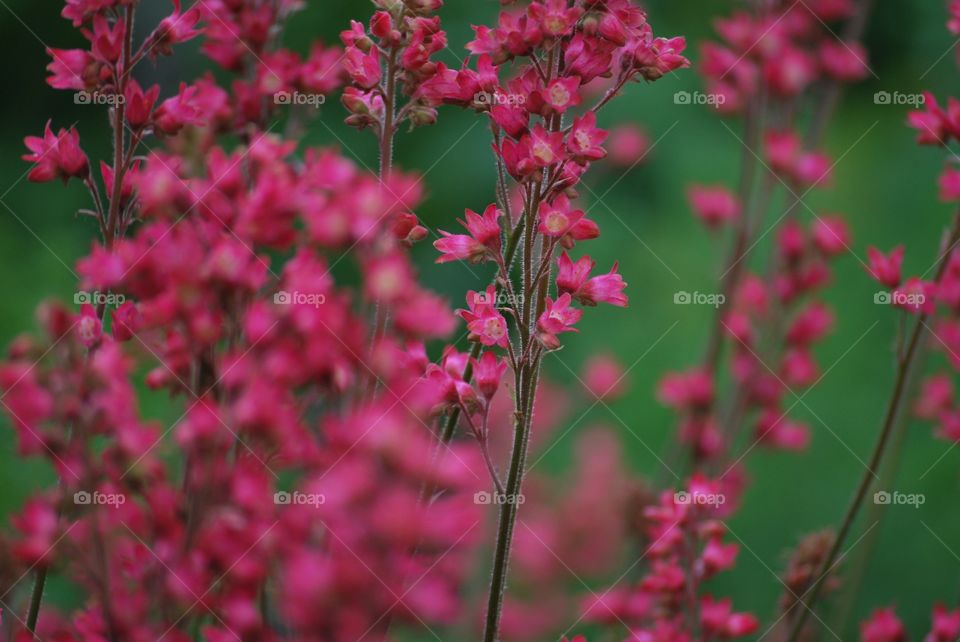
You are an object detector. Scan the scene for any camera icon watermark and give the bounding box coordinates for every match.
[274,491,326,508]
[673,490,726,507]
[873,490,924,508]
[74,91,125,106]
[873,91,925,107]
[471,291,524,307]
[74,490,126,508]
[874,291,925,306]
[274,91,326,109]
[674,291,726,308]
[75,291,126,307]
[274,291,326,308]
[473,91,527,108]
[674,91,726,107]
[474,491,525,505]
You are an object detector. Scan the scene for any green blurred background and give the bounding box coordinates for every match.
[0,0,958,638]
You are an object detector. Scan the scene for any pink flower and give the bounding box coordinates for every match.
[474,351,508,402]
[539,195,585,237]
[820,40,870,81]
[630,34,690,81]
[539,76,581,114]
[657,369,714,411]
[866,246,905,288]
[537,293,582,349]
[154,82,202,135]
[498,136,537,180]
[582,354,626,401]
[435,204,503,263]
[812,216,851,256]
[529,0,583,38]
[150,0,203,57]
[567,111,608,163]
[688,185,741,228]
[124,80,161,129]
[23,121,89,184]
[527,124,566,168]
[756,409,811,451]
[45,48,97,90]
[458,286,510,348]
[794,151,833,188]
[344,46,381,90]
[940,165,960,201]
[908,93,960,145]
[606,124,650,167]
[491,103,530,139]
[701,596,759,638]
[556,252,627,306]
[915,374,954,420]
[75,304,102,348]
[701,538,739,576]
[782,348,819,388]
[785,302,833,346]
[765,130,802,175]
[88,14,125,63]
[111,301,141,342]
[861,608,905,642]
[926,605,960,642]
[764,47,817,97]
[11,498,59,567]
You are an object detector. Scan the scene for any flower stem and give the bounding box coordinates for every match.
[482,356,541,642]
[784,211,960,642]
[25,566,47,633]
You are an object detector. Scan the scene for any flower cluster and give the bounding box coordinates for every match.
[664,0,868,476]
[584,476,757,642]
[2,0,689,640]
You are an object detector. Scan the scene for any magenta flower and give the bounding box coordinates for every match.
[537,293,582,349]
[567,111,608,163]
[866,245,905,288]
[688,185,741,228]
[473,351,508,402]
[527,124,566,168]
[45,48,97,91]
[529,0,583,38]
[458,287,510,348]
[435,204,503,263]
[861,608,905,642]
[556,252,628,307]
[22,121,89,184]
[151,0,203,58]
[539,195,585,237]
[124,80,160,129]
[908,93,960,145]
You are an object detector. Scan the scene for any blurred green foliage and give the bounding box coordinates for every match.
[0,0,958,638]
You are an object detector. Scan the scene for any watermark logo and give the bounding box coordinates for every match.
[674,91,726,107]
[74,91,125,106]
[74,491,126,508]
[874,291,925,306]
[274,91,326,109]
[674,291,726,308]
[873,490,924,508]
[674,490,726,507]
[471,291,523,307]
[75,291,126,307]
[473,91,527,107]
[874,91,925,107]
[274,291,326,308]
[274,491,326,508]
[474,491,525,505]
